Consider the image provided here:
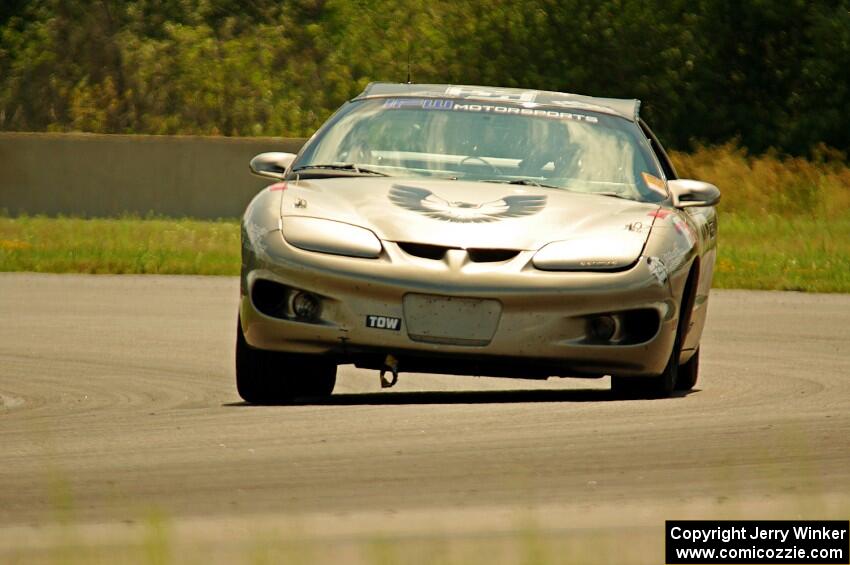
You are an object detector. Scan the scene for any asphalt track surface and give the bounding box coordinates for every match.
[1,273,848,563]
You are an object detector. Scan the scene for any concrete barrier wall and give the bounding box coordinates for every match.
[0,132,306,218]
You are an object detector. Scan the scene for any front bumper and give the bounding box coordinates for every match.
[240,230,678,378]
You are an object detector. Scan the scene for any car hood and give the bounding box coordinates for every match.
[280,177,659,251]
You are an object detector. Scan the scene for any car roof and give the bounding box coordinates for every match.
[355,82,640,122]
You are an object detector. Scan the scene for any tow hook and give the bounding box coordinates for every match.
[379,354,400,388]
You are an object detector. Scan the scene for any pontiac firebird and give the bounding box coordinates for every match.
[237,83,719,403]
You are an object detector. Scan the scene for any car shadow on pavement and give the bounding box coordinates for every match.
[223,388,699,407]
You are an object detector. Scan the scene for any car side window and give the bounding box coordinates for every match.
[639,120,677,180]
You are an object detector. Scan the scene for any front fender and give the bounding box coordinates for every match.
[241,184,285,293]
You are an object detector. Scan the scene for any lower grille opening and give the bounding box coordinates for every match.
[397,242,450,260]
[582,308,660,345]
[251,279,290,319]
[620,308,660,344]
[467,248,521,263]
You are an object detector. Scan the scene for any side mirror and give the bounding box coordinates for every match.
[249,152,296,180]
[668,179,721,208]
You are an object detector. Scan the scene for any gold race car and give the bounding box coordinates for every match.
[237,83,719,402]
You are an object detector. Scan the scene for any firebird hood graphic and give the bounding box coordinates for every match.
[279,177,658,251]
[388,184,547,223]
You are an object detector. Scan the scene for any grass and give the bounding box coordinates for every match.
[714,214,850,293]
[0,216,240,276]
[670,144,850,292]
[1,145,849,291]
[670,143,850,219]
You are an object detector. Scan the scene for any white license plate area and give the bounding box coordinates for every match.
[402,294,502,346]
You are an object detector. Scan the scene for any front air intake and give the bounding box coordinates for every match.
[251,279,290,319]
[397,242,450,260]
[467,249,521,263]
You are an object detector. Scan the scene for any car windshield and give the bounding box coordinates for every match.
[292,97,668,202]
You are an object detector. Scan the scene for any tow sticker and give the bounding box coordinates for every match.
[366,315,402,331]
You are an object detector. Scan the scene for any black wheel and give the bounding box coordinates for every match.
[611,341,678,399]
[235,319,336,404]
[675,348,700,391]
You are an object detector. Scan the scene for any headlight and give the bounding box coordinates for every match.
[282,216,382,258]
[532,232,645,271]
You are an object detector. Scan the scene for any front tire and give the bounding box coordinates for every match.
[236,319,336,404]
[612,264,701,399]
[611,342,678,399]
[675,348,700,391]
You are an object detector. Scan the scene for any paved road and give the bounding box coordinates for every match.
[1,274,848,563]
